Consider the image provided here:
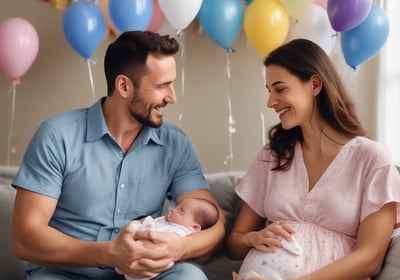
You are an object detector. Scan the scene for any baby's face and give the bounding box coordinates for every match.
[165,200,196,228]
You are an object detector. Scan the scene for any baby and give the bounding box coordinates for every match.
[119,197,220,280]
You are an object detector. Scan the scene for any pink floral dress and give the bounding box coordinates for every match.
[237,137,400,280]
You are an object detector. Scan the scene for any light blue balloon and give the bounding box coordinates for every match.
[340,4,389,69]
[109,0,153,33]
[198,0,244,51]
[62,1,106,59]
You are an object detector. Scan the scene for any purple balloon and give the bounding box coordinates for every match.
[327,0,372,32]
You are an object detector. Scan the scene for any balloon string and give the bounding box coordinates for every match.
[260,64,266,146]
[224,52,236,171]
[7,84,17,165]
[86,58,97,101]
[178,31,186,127]
[288,18,300,40]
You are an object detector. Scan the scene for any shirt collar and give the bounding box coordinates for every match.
[86,97,164,146]
[86,97,108,142]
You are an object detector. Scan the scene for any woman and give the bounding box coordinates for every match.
[226,39,400,280]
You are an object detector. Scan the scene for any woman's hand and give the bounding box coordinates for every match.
[245,222,295,253]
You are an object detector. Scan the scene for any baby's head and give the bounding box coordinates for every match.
[165,198,219,232]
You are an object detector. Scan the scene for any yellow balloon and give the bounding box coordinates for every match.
[243,0,290,58]
[279,0,313,18]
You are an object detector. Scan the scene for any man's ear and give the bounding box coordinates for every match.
[115,75,130,98]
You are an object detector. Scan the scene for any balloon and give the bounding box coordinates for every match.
[0,17,39,82]
[327,0,372,32]
[49,0,72,11]
[158,0,203,31]
[198,0,243,51]
[147,0,165,32]
[62,1,106,59]
[279,0,313,19]
[293,4,336,54]
[340,4,389,69]
[98,0,119,37]
[243,0,290,58]
[109,0,153,33]
[314,0,327,10]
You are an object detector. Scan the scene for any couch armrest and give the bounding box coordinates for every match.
[373,236,400,280]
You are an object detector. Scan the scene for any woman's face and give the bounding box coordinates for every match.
[265,65,315,130]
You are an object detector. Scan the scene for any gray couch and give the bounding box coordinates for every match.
[1,165,399,280]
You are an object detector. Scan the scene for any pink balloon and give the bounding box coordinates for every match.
[147,0,165,32]
[0,17,39,83]
[314,0,327,10]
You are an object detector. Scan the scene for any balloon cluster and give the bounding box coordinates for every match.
[42,0,389,70]
[242,0,389,69]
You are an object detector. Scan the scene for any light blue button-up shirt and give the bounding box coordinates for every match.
[12,98,208,275]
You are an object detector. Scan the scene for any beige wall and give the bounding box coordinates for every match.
[0,0,379,173]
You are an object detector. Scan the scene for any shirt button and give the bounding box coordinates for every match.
[114,228,120,233]
[120,184,125,191]
[116,209,121,215]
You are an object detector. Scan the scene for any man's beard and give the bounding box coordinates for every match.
[131,108,162,128]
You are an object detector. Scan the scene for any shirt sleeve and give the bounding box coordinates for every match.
[168,130,209,201]
[11,121,65,199]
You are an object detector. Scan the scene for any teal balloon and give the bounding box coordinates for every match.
[198,0,243,51]
[340,4,389,69]
[109,0,153,33]
[62,1,106,59]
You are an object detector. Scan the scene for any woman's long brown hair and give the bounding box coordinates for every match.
[264,39,365,171]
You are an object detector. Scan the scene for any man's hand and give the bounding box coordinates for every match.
[110,221,174,278]
[135,229,187,262]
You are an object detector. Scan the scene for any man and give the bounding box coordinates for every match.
[11,31,225,279]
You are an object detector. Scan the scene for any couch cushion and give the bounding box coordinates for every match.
[201,172,245,280]
[0,166,26,279]
[206,171,244,235]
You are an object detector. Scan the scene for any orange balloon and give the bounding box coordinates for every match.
[50,0,72,11]
[243,0,290,58]
[97,0,119,37]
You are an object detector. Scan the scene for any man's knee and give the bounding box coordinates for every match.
[155,262,207,280]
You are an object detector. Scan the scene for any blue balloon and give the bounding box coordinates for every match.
[62,1,106,59]
[198,0,244,51]
[109,0,153,33]
[340,4,389,69]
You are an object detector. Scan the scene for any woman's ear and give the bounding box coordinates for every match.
[311,74,323,96]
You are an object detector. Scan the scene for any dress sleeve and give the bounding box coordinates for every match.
[361,163,400,224]
[235,147,273,218]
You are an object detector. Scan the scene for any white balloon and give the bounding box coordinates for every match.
[290,3,336,55]
[158,0,203,31]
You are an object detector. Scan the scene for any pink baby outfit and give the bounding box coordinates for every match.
[237,136,400,280]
